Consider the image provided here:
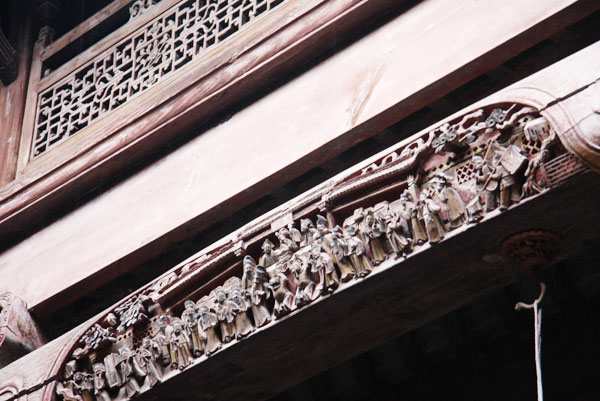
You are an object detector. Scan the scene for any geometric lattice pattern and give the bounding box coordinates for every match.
[32,0,286,158]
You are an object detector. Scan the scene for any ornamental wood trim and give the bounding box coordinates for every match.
[47,100,590,401]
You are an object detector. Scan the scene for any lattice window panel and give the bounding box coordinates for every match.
[32,0,286,158]
[545,152,588,188]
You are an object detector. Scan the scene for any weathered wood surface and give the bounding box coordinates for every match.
[1,0,597,315]
[0,2,34,186]
[1,170,599,400]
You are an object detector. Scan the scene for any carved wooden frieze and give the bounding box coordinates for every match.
[54,103,589,400]
[32,0,287,158]
[0,28,17,86]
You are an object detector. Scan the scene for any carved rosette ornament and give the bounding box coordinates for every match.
[501,230,564,271]
[54,104,589,400]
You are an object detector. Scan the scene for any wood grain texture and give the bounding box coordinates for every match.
[0,0,598,314]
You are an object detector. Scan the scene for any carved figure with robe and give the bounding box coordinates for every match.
[241,256,271,328]
[343,224,373,278]
[361,211,387,264]
[72,371,94,401]
[299,218,320,247]
[431,174,466,228]
[290,253,317,306]
[117,346,143,398]
[136,337,162,388]
[275,227,298,264]
[181,300,206,357]
[198,305,221,356]
[269,272,295,318]
[319,221,355,283]
[259,239,278,269]
[308,243,339,295]
[385,209,412,257]
[56,361,85,401]
[213,289,238,343]
[400,190,427,245]
[154,315,171,366]
[229,285,255,339]
[489,144,525,210]
[167,317,192,370]
[419,188,445,243]
[92,363,111,401]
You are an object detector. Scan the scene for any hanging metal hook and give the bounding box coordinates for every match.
[515,282,546,311]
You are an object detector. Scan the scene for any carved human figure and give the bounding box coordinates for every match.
[167,318,192,370]
[523,119,556,196]
[56,361,84,401]
[290,253,317,306]
[269,272,295,318]
[318,219,355,282]
[259,239,278,269]
[431,174,466,228]
[154,315,172,366]
[287,222,303,249]
[361,210,387,264]
[241,256,271,328]
[275,227,298,264]
[181,300,206,357]
[213,289,238,343]
[343,224,373,278]
[419,188,445,243]
[385,209,412,257]
[72,371,94,401]
[229,286,255,339]
[489,145,525,210]
[299,218,320,247]
[136,337,162,388]
[198,305,221,356]
[400,190,427,245]
[117,346,143,399]
[92,363,111,401]
[308,243,339,295]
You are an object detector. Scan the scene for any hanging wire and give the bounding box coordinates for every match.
[515,281,546,401]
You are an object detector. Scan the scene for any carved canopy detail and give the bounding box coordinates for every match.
[32,0,286,158]
[54,103,588,401]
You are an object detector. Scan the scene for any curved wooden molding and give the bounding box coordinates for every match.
[46,101,589,401]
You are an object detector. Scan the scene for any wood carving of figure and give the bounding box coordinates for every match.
[269,272,295,318]
[92,363,111,401]
[400,190,427,245]
[308,243,339,295]
[259,239,278,269]
[466,155,488,220]
[385,209,412,257]
[182,300,205,357]
[288,223,302,249]
[290,253,316,306]
[431,174,466,228]
[136,338,162,388]
[154,315,171,366]
[489,145,525,210]
[275,227,298,264]
[167,318,192,370]
[317,216,355,282]
[344,224,373,278]
[56,361,84,401]
[361,211,387,264]
[213,289,238,343]
[299,218,320,247]
[229,285,254,339]
[419,188,445,243]
[72,372,94,401]
[242,256,271,328]
[198,305,221,356]
[117,346,143,398]
[523,121,556,196]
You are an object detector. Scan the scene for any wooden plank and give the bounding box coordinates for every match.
[0,0,598,313]
[0,2,34,186]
